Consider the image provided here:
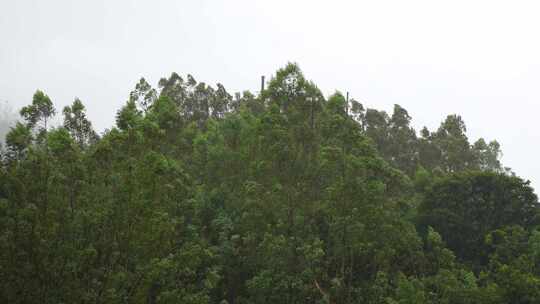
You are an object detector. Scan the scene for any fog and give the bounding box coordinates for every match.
[0,101,16,143]
[2,0,540,189]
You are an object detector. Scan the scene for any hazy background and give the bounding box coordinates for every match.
[1,0,540,190]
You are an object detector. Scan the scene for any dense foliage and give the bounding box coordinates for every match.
[1,64,539,303]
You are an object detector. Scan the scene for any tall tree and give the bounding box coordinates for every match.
[20,90,56,139]
[387,104,418,176]
[433,115,474,172]
[130,77,157,112]
[472,138,503,172]
[362,108,390,159]
[63,98,98,148]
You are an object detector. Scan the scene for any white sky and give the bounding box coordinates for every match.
[1,0,540,190]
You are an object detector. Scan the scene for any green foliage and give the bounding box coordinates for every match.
[0,64,537,303]
[5,122,33,158]
[418,171,540,267]
[20,90,56,134]
[63,98,98,148]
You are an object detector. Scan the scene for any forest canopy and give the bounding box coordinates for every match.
[1,63,539,303]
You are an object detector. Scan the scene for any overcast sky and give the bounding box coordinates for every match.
[1,0,540,190]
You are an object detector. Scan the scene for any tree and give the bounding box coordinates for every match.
[2,64,533,303]
[5,122,32,160]
[20,90,56,138]
[130,77,157,112]
[433,115,474,172]
[387,105,418,176]
[418,171,540,266]
[472,138,503,172]
[484,226,540,303]
[63,98,98,148]
[417,126,442,172]
[158,73,232,129]
[362,108,390,158]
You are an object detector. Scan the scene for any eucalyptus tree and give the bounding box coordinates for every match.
[130,77,157,112]
[1,64,535,304]
[63,98,98,149]
[20,90,56,141]
[387,104,418,176]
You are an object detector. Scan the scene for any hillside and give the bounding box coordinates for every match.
[1,64,539,303]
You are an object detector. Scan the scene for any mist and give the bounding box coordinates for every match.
[3,2,540,303]
[0,101,16,144]
[2,0,540,190]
